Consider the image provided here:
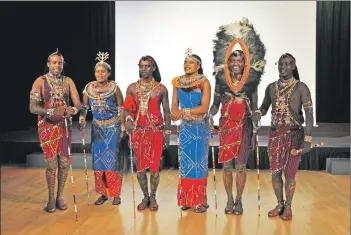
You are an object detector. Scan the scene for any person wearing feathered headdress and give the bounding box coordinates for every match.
[29,49,82,213]
[209,18,266,215]
[251,53,314,221]
[79,52,125,206]
[122,55,171,211]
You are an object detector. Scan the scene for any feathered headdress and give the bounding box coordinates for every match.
[213,17,266,97]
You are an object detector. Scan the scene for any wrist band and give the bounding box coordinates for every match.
[72,107,78,115]
[182,108,191,118]
[46,108,54,116]
[304,135,312,142]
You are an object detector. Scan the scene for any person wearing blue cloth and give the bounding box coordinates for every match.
[79,52,125,206]
[171,49,211,213]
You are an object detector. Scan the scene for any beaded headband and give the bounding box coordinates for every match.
[185,48,201,65]
[138,56,155,67]
[47,48,64,62]
[275,53,296,65]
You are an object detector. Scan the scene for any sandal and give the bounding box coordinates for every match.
[149,197,159,211]
[280,202,292,221]
[224,197,235,214]
[194,205,207,213]
[181,206,191,211]
[56,196,68,210]
[94,195,108,206]
[233,198,243,215]
[137,197,150,211]
[268,201,285,218]
[46,200,56,213]
[112,196,121,205]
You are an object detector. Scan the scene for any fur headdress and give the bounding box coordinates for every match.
[213,17,266,97]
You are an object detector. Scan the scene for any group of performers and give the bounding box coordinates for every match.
[29,19,314,221]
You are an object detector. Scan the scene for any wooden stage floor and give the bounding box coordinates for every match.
[1,166,350,235]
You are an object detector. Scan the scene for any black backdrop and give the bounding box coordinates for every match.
[316,1,350,123]
[0,1,115,133]
[0,1,349,135]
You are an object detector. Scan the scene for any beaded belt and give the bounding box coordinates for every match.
[182,113,207,121]
[181,119,206,126]
[93,116,119,127]
[135,124,164,131]
[270,125,303,132]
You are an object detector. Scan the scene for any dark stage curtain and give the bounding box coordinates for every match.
[0,2,115,133]
[316,1,350,123]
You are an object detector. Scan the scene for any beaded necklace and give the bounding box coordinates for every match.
[137,78,155,116]
[45,73,67,106]
[172,74,206,88]
[272,78,298,126]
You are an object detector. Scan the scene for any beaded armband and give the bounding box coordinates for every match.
[303,101,313,109]
[30,90,42,102]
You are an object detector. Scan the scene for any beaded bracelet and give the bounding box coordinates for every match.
[46,108,55,117]
[72,107,78,115]
[182,108,191,118]
[304,135,312,142]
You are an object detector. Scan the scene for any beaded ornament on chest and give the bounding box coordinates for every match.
[272,78,298,126]
[94,81,112,104]
[138,78,156,116]
[84,81,117,115]
[45,74,68,106]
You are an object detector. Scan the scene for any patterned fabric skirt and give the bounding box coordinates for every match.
[94,171,123,197]
[218,99,251,164]
[91,119,123,195]
[91,120,122,172]
[177,119,210,207]
[38,116,71,159]
[132,128,164,172]
[268,126,304,179]
[219,117,253,165]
